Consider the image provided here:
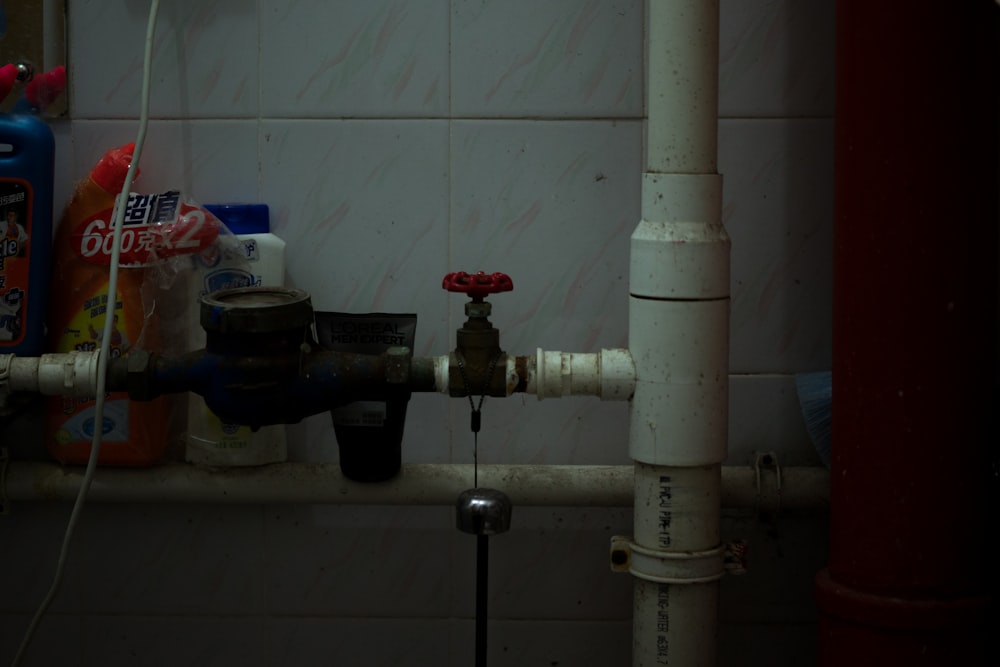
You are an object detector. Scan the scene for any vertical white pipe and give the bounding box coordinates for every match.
[631,463,722,665]
[629,1,726,665]
[646,0,719,174]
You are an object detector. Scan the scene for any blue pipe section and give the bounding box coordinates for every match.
[121,345,422,430]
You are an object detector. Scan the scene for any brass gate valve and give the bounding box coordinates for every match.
[442,271,513,398]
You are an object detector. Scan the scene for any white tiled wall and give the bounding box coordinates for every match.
[0,0,834,665]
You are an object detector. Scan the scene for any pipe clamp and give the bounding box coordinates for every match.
[753,450,782,517]
[610,535,724,584]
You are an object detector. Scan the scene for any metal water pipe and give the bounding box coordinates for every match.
[817,1,997,664]
[0,282,637,454]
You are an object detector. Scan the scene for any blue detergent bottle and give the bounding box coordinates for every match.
[0,113,55,355]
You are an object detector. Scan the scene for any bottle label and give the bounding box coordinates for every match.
[192,236,262,294]
[0,179,33,345]
[242,238,259,262]
[200,267,261,294]
[50,280,131,442]
[72,191,221,266]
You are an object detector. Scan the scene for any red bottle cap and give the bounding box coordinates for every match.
[25,65,67,110]
[89,143,137,194]
[0,64,19,102]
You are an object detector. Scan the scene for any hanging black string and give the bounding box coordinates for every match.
[454,349,503,488]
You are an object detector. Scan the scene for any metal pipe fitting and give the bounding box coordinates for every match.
[449,301,507,398]
[104,287,427,430]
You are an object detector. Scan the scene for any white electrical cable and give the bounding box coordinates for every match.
[11,1,162,664]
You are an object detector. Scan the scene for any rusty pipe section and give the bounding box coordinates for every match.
[432,349,635,400]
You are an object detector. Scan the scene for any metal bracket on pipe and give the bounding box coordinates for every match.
[753,450,782,519]
[722,539,749,575]
[609,535,725,584]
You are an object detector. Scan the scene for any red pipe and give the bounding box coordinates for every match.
[818,1,998,664]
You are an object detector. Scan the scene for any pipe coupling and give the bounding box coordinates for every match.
[610,535,725,585]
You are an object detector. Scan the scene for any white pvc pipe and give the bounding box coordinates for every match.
[646,0,719,174]
[0,351,102,399]
[628,299,728,466]
[435,350,637,399]
[631,464,721,665]
[630,175,729,300]
[631,1,725,665]
[525,348,635,400]
[2,462,829,510]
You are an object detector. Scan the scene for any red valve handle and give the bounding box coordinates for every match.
[442,271,513,301]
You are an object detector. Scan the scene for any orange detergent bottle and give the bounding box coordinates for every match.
[46,144,168,465]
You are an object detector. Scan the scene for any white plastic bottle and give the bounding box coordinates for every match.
[185,203,287,466]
